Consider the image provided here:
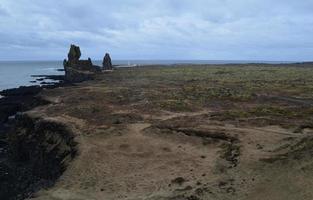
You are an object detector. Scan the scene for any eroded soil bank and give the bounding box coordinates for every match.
[0,78,76,200]
[1,114,77,200]
[3,64,313,200]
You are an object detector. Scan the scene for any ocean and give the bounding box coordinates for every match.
[0,60,294,91]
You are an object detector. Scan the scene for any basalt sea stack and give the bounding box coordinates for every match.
[102,53,113,70]
[63,44,101,82]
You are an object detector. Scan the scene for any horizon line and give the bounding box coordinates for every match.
[0,59,305,63]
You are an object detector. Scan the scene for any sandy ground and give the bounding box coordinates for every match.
[30,108,313,200]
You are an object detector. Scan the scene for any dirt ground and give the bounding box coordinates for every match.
[25,64,313,200]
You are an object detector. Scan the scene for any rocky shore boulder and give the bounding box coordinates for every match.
[63,44,101,82]
[102,53,113,70]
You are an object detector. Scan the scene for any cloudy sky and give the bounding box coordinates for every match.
[0,0,313,61]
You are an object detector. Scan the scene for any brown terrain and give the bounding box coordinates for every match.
[6,64,313,200]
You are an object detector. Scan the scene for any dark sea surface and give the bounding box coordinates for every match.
[0,60,294,91]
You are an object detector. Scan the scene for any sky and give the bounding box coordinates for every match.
[0,0,313,61]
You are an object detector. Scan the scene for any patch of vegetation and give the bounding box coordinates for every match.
[157,99,194,112]
[80,64,313,126]
[212,105,313,120]
[181,86,254,102]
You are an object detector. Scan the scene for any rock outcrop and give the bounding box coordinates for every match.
[102,53,113,70]
[63,44,101,82]
[67,44,81,62]
[0,86,48,123]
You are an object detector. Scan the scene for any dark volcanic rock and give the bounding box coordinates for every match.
[102,53,113,70]
[0,73,72,200]
[40,82,54,85]
[0,87,48,200]
[10,114,77,179]
[0,82,76,199]
[0,86,48,124]
[0,86,42,97]
[0,115,77,200]
[64,68,95,83]
[68,44,81,62]
[63,44,101,82]
[31,75,65,82]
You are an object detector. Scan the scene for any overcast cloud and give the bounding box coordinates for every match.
[0,0,313,61]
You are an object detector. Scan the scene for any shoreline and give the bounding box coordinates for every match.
[0,74,69,200]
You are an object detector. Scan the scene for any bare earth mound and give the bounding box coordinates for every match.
[14,64,313,200]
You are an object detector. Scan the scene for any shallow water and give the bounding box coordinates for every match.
[0,61,64,91]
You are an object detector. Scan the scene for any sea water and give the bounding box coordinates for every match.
[0,61,65,91]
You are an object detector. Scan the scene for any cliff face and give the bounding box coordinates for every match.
[0,81,79,200]
[9,114,78,179]
[1,112,78,200]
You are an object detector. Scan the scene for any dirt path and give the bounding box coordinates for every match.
[34,114,222,200]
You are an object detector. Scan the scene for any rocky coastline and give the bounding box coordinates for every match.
[0,64,81,200]
[0,78,71,199]
[0,44,113,199]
